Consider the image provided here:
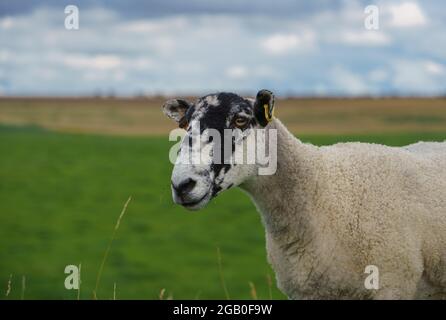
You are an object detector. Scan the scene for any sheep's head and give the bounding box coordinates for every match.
[163,89,276,210]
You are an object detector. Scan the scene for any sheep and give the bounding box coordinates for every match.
[163,89,446,299]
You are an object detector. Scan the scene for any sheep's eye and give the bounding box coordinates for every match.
[234,117,248,128]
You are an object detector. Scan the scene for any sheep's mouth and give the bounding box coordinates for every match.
[181,192,210,210]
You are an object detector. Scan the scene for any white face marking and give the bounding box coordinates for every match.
[204,95,220,106]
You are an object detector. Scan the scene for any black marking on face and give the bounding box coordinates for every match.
[198,93,253,131]
[199,93,234,131]
[180,92,256,197]
[188,134,193,155]
[210,163,231,180]
[212,184,222,197]
[184,105,195,124]
[196,93,253,176]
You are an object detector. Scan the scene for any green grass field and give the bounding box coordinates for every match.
[1,123,445,299]
[0,125,280,300]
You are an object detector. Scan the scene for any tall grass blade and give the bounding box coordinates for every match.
[77,263,81,300]
[5,274,12,297]
[20,276,26,300]
[93,196,132,299]
[249,281,258,300]
[217,247,230,300]
[266,273,273,300]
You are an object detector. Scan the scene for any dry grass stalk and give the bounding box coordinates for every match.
[249,282,258,300]
[217,247,230,300]
[159,288,166,300]
[21,275,26,300]
[266,273,273,300]
[5,274,12,297]
[93,196,132,299]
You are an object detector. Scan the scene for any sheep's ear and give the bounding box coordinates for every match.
[254,89,275,127]
[162,99,191,128]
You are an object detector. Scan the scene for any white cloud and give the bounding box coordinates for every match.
[132,58,155,70]
[63,54,122,70]
[225,65,248,79]
[388,2,427,27]
[0,17,14,29]
[368,69,389,82]
[0,49,11,62]
[261,31,315,55]
[119,21,166,33]
[339,30,391,46]
[424,61,445,75]
[118,18,188,33]
[331,66,368,95]
[262,34,298,54]
[392,59,446,94]
[253,65,279,78]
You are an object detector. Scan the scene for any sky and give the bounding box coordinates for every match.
[0,0,445,96]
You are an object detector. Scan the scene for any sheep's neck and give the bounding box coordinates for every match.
[240,118,319,241]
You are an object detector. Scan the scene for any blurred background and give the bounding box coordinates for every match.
[0,0,445,299]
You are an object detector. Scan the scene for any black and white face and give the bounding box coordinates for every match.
[163,90,275,210]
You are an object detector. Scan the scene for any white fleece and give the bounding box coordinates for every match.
[241,119,446,299]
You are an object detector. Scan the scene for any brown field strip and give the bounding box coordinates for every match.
[0,97,445,136]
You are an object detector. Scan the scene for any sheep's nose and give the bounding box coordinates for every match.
[172,178,197,196]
